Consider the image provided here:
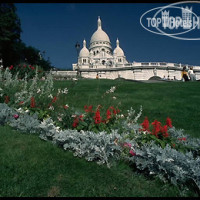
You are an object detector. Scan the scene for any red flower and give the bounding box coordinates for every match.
[151,120,162,137]
[172,143,176,148]
[9,65,13,70]
[141,117,150,132]
[30,97,36,108]
[84,105,93,113]
[110,106,117,115]
[106,109,112,120]
[178,137,187,141]
[166,117,173,128]
[79,115,83,121]
[94,109,101,124]
[72,117,79,128]
[31,67,35,70]
[52,96,57,103]
[4,96,9,104]
[161,125,169,138]
[72,115,84,128]
[23,64,26,68]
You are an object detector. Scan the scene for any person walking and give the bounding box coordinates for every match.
[181,66,189,82]
[188,67,196,81]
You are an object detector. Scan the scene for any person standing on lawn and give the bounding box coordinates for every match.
[181,66,189,82]
[188,67,196,81]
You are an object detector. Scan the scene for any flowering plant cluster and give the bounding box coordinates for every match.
[138,117,196,154]
[71,105,120,133]
[7,63,44,80]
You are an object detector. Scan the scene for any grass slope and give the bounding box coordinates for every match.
[0,125,190,197]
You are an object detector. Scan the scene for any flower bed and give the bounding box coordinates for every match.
[0,68,200,194]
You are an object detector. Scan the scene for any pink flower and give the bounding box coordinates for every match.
[13,114,19,119]
[124,142,131,148]
[129,150,136,156]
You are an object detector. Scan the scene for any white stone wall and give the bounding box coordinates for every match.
[80,69,184,81]
[53,67,199,81]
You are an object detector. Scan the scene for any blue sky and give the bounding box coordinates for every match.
[15,3,200,69]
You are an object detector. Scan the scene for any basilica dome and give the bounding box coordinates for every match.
[79,40,89,57]
[113,38,124,56]
[90,29,110,44]
[89,17,112,50]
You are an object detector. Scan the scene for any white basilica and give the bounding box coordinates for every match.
[70,17,200,81]
[73,16,128,70]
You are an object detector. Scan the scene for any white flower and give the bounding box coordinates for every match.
[106,86,116,94]
[0,88,2,91]
[165,158,174,162]
[17,108,23,113]
[57,89,61,94]
[49,106,54,110]
[48,94,53,99]
[55,126,60,132]
[25,109,29,113]
[62,88,68,94]
[112,96,116,100]
[37,89,41,93]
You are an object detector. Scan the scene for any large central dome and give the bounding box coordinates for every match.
[90,29,110,44]
[89,16,112,50]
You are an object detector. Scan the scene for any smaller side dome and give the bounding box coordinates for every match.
[113,38,124,56]
[79,39,89,57]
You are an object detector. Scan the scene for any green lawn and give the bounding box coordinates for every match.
[0,79,200,197]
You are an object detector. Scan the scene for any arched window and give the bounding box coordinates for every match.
[118,58,122,62]
[102,60,106,65]
[102,48,105,52]
[94,51,96,55]
[96,50,99,54]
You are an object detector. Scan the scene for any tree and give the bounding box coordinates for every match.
[0,3,53,70]
[0,3,21,67]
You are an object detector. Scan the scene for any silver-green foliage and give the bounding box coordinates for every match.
[0,103,40,133]
[55,130,122,168]
[0,103,15,125]
[126,140,200,191]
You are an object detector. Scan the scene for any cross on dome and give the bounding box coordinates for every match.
[116,38,119,47]
[83,39,86,47]
[98,16,102,29]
